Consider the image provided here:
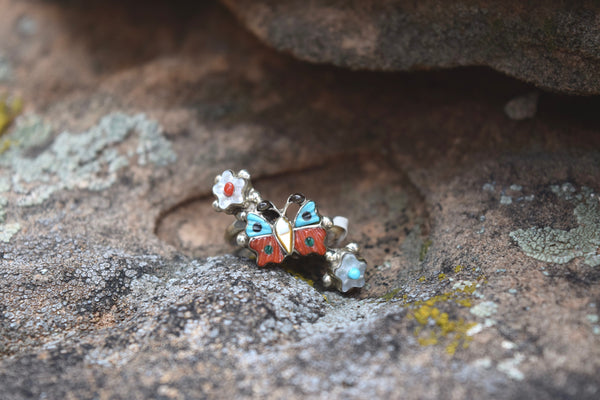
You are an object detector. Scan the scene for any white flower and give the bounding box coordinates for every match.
[213,170,247,211]
[335,253,366,292]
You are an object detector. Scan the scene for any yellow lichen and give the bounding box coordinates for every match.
[456,298,472,307]
[0,95,22,135]
[0,138,16,154]
[418,276,426,283]
[0,95,23,154]
[438,273,446,281]
[418,331,438,346]
[282,266,315,287]
[405,272,484,355]
[454,265,464,273]
[446,339,459,355]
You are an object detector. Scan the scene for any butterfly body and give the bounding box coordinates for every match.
[245,200,327,266]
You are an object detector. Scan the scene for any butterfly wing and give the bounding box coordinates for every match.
[293,201,327,256]
[246,213,285,266]
[249,235,285,267]
[294,226,327,256]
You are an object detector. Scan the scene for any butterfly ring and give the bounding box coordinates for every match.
[212,169,367,293]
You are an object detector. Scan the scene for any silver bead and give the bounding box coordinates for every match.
[214,174,221,184]
[346,243,360,253]
[238,211,247,221]
[322,274,333,288]
[248,189,262,203]
[321,216,333,229]
[236,232,249,247]
[238,169,251,180]
[325,250,337,263]
[212,200,222,211]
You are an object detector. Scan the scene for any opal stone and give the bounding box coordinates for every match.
[275,217,293,253]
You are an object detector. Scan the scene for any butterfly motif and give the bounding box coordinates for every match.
[245,200,327,266]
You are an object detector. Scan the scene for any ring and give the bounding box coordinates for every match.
[212,169,367,293]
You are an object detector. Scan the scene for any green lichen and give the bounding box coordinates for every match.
[380,287,402,302]
[0,55,11,82]
[419,239,432,261]
[469,301,498,318]
[510,185,600,267]
[0,113,176,207]
[0,196,7,223]
[0,222,20,243]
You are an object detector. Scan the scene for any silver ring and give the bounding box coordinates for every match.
[212,169,367,293]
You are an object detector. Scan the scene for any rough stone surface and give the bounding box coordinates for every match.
[510,185,600,267]
[221,0,600,95]
[0,0,599,399]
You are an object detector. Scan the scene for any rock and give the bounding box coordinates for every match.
[504,92,539,120]
[221,0,600,95]
[0,54,10,82]
[0,0,599,399]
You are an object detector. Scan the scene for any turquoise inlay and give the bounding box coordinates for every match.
[246,213,272,237]
[294,201,320,227]
[348,267,361,280]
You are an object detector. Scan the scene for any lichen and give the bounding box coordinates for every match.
[0,113,176,207]
[0,196,7,222]
[500,195,512,205]
[0,55,11,82]
[469,301,498,318]
[0,95,22,137]
[497,353,525,381]
[0,222,20,242]
[403,274,486,355]
[282,265,315,288]
[419,239,432,261]
[510,185,600,267]
[380,287,401,302]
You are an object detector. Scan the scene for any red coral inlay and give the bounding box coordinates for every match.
[249,236,285,266]
[223,182,235,197]
[294,227,327,256]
